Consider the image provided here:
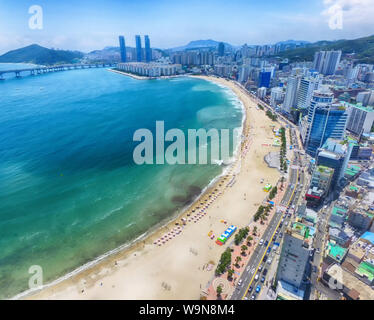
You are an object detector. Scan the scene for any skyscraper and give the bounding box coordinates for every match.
[135,35,142,62]
[218,42,225,57]
[144,35,151,63]
[118,36,127,62]
[305,105,348,156]
[297,76,320,110]
[313,50,341,75]
[258,70,271,88]
[282,76,300,113]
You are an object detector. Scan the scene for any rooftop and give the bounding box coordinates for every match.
[332,206,348,216]
[327,264,374,300]
[341,101,374,113]
[356,261,374,282]
[327,241,347,262]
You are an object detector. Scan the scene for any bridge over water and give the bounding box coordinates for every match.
[0,63,117,80]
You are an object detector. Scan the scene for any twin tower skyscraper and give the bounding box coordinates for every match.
[118,35,151,63]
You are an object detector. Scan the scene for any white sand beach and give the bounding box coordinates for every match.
[26,76,281,300]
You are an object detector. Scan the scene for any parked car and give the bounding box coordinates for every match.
[267,258,272,265]
[259,239,264,245]
[256,285,261,293]
[263,269,268,276]
[254,274,259,281]
[261,276,265,283]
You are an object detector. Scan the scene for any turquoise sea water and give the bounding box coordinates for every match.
[0,64,243,299]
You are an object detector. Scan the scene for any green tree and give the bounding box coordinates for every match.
[216,284,223,297]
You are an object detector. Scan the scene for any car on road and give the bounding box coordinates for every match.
[261,276,265,283]
[264,240,269,247]
[259,239,264,246]
[256,285,261,293]
[249,286,253,293]
[267,247,271,254]
[279,232,283,238]
[258,265,263,272]
[267,258,272,265]
[254,274,259,281]
[263,268,268,276]
[316,248,320,254]
[263,255,268,263]
[244,296,248,300]
[251,294,256,300]
[238,279,243,286]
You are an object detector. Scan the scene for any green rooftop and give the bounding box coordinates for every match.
[364,212,374,219]
[356,261,374,282]
[341,101,374,113]
[292,222,315,239]
[349,185,358,192]
[332,206,347,216]
[327,242,347,262]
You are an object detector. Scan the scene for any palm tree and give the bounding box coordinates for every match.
[216,284,223,297]
[241,245,248,255]
[235,256,242,267]
[246,235,253,246]
[253,226,257,236]
[227,269,234,280]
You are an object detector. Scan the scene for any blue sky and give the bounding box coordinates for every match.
[0,0,373,53]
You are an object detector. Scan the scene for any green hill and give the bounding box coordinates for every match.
[0,44,84,65]
[276,35,374,64]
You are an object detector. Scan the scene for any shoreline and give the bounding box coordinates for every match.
[22,76,281,300]
[108,68,186,80]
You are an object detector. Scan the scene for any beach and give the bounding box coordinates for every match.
[25,75,281,300]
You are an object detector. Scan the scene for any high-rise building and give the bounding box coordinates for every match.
[258,70,271,88]
[144,35,151,63]
[305,105,348,156]
[313,50,341,75]
[275,222,313,299]
[344,102,374,136]
[257,87,267,99]
[297,76,320,110]
[118,35,127,62]
[283,76,300,113]
[316,138,353,187]
[270,87,285,108]
[135,35,142,62]
[218,42,225,57]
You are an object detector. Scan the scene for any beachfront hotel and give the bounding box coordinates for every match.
[117,62,182,77]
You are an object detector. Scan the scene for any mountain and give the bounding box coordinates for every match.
[169,39,235,52]
[0,44,84,65]
[275,35,374,64]
[275,40,310,46]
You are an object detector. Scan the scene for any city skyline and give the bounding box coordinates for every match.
[1,0,374,54]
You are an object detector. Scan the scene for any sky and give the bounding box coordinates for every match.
[0,0,374,54]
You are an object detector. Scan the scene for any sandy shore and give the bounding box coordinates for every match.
[25,76,281,300]
[108,68,185,80]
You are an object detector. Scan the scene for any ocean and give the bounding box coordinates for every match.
[0,64,243,299]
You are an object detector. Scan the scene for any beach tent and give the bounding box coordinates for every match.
[263,184,272,192]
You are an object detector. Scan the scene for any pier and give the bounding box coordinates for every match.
[0,63,117,80]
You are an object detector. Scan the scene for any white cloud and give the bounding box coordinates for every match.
[322,0,374,24]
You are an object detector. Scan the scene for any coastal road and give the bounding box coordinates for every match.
[231,126,306,300]
[231,161,299,300]
[308,203,342,300]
